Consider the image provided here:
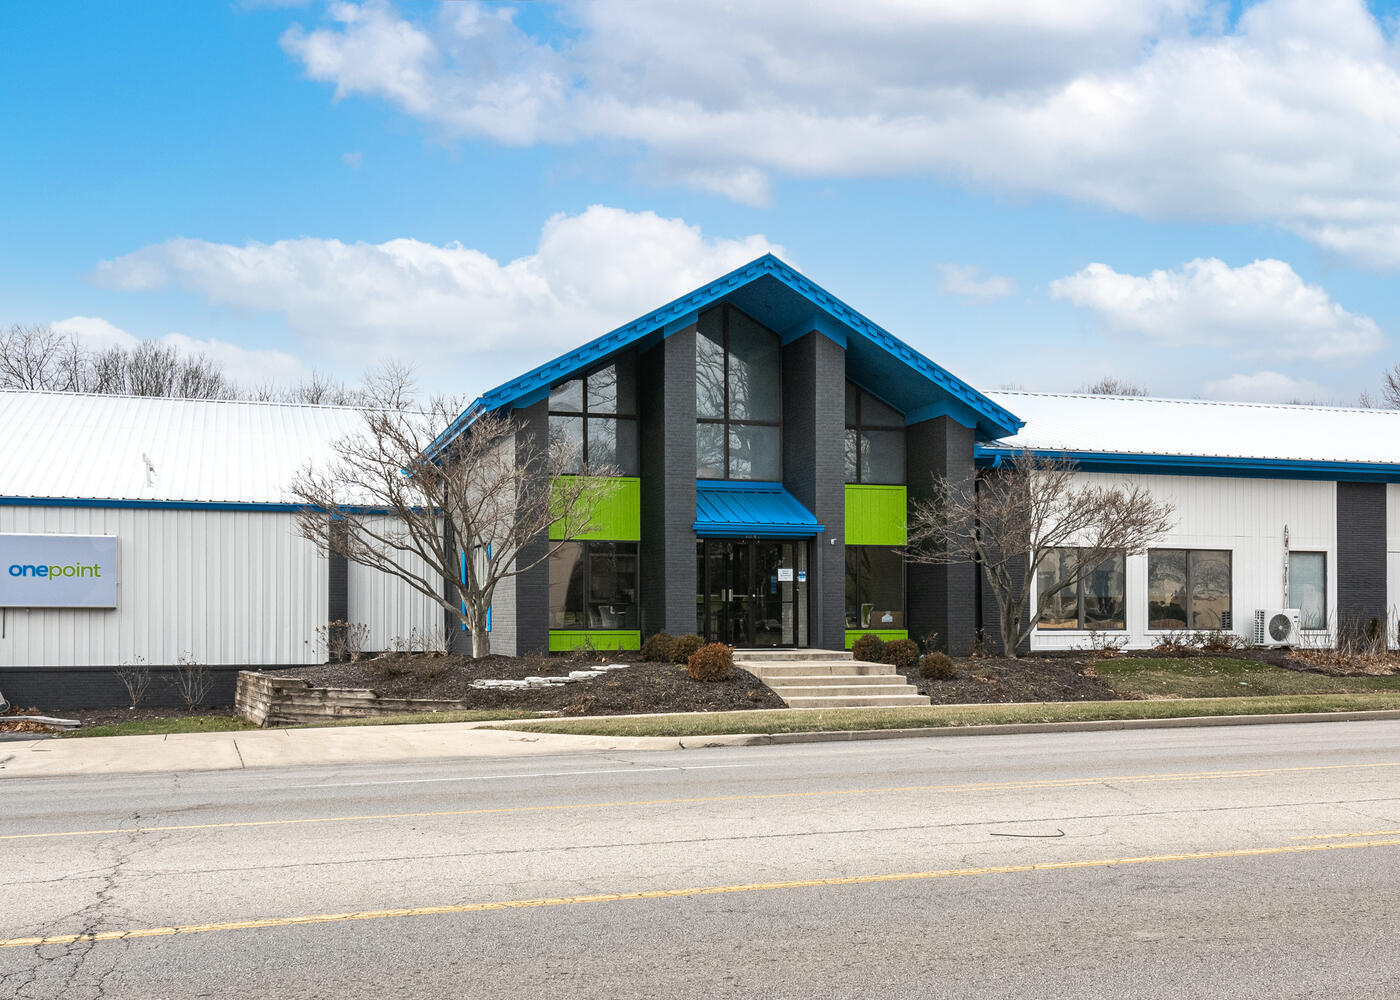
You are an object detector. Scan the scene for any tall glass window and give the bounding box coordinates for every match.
[696,306,781,480]
[548,541,639,629]
[548,356,638,475]
[1289,551,1327,630]
[844,546,905,630]
[845,384,905,484]
[1148,549,1232,629]
[1036,548,1126,630]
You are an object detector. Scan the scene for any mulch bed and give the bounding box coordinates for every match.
[895,656,1121,704]
[263,650,784,716]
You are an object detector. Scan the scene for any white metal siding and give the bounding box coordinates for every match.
[1029,474,1337,651]
[345,520,446,652]
[1387,485,1400,647]
[0,506,326,667]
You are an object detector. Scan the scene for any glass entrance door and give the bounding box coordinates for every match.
[696,540,807,647]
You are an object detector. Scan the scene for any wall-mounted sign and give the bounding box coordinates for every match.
[777,567,794,582]
[0,533,118,609]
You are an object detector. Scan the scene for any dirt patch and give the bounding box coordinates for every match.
[261,650,783,716]
[896,656,1121,704]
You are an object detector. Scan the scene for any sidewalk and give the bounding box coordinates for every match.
[0,722,685,779]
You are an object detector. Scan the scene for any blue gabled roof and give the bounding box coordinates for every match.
[694,480,823,538]
[439,254,1023,448]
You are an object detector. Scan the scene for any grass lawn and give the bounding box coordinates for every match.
[294,709,543,728]
[1095,657,1400,699]
[60,715,258,738]
[484,692,1400,738]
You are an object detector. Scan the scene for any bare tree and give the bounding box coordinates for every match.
[246,370,362,406]
[0,323,234,398]
[908,451,1174,657]
[0,324,89,390]
[1078,376,1149,396]
[290,368,615,658]
[1360,363,1400,409]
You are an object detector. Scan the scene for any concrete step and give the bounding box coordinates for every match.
[746,662,898,678]
[767,683,923,699]
[733,648,852,662]
[759,672,911,687]
[783,693,931,709]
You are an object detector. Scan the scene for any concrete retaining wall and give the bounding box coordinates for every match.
[235,671,473,727]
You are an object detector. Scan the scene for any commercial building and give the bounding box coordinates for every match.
[4,254,1400,706]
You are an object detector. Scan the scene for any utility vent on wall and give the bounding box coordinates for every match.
[1253,609,1301,648]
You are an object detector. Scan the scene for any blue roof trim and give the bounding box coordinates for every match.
[694,480,825,538]
[0,496,396,514]
[440,254,1023,447]
[975,445,1400,483]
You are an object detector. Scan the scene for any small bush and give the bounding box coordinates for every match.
[882,639,921,669]
[670,633,705,664]
[641,631,676,663]
[919,652,956,680]
[1198,629,1242,653]
[687,642,734,681]
[850,633,886,663]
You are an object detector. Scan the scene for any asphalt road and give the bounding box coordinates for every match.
[3,720,1399,999]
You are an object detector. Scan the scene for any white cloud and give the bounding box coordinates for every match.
[937,263,1015,301]
[1203,371,1329,404]
[93,205,783,388]
[50,316,307,387]
[1049,257,1384,364]
[279,0,1400,267]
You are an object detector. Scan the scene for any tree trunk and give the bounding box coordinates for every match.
[1001,597,1023,659]
[471,628,491,659]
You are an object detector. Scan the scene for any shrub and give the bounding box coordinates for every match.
[1197,629,1242,653]
[171,652,212,711]
[687,642,734,681]
[919,652,956,681]
[670,633,705,664]
[641,631,676,663]
[113,655,151,709]
[882,639,921,669]
[850,633,886,663]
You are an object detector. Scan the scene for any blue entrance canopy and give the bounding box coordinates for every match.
[693,481,824,539]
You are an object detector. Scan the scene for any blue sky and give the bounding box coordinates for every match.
[3,0,1400,404]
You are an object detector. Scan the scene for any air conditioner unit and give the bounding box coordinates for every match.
[1254,609,1302,648]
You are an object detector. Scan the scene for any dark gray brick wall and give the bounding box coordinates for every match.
[1336,481,1388,640]
[906,417,977,655]
[639,327,699,635]
[782,332,845,650]
[2,666,245,710]
[327,524,348,624]
[511,399,551,656]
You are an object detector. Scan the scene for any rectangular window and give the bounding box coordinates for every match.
[1289,551,1326,630]
[844,546,905,629]
[1148,549,1232,629]
[1036,548,1126,630]
[549,541,639,630]
[548,356,639,475]
[844,383,905,484]
[696,305,783,480]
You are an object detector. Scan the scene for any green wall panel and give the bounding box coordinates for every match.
[549,630,642,652]
[844,485,907,546]
[550,476,641,541]
[844,629,909,648]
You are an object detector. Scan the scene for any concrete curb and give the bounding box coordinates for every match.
[671,709,1400,749]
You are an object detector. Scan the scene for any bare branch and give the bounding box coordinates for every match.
[908,450,1174,656]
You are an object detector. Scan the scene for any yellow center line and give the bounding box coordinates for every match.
[5,836,1399,949]
[3,760,1397,843]
[1293,829,1400,840]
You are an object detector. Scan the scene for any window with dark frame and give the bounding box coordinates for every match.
[844,383,905,484]
[1148,549,1232,630]
[696,305,782,480]
[844,546,905,630]
[548,541,639,630]
[548,355,639,476]
[1036,548,1126,631]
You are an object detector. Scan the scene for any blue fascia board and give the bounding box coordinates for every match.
[906,397,983,432]
[974,446,1400,483]
[692,522,825,538]
[440,254,1023,449]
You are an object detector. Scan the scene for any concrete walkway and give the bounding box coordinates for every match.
[0,722,682,779]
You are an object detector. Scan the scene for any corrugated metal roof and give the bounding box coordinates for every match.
[694,481,824,538]
[0,391,365,504]
[984,391,1400,465]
